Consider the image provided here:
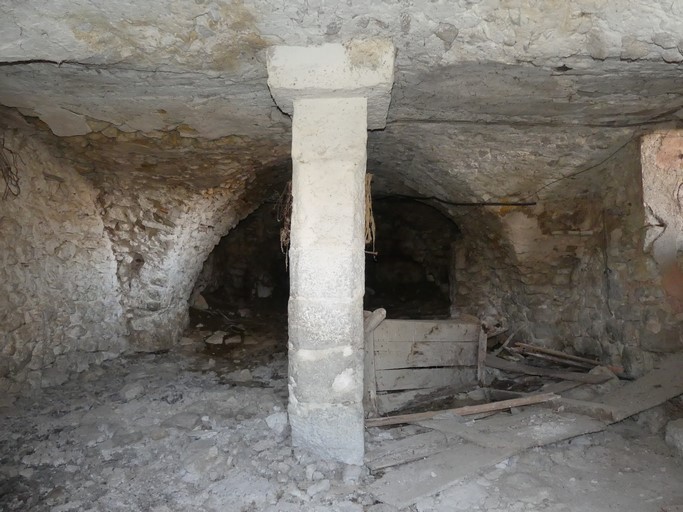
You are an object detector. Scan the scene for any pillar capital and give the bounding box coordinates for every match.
[266,40,395,129]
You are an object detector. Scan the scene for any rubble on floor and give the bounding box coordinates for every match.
[0,326,682,511]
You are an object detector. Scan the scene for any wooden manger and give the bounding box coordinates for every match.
[364,313,487,417]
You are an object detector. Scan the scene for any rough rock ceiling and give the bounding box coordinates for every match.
[1,0,682,202]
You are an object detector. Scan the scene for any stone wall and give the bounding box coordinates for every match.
[451,161,624,363]
[0,119,126,391]
[0,113,290,389]
[93,169,287,352]
[450,137,682,375]
[450,206,526,337]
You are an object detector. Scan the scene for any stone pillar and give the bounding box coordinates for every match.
[267,41,394,464]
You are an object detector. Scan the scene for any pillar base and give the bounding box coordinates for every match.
[289,401,365,465]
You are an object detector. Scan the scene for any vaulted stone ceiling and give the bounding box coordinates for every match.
[1,0,682,201]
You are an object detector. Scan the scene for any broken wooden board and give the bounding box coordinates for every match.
[489,389,620,423]
[512,342,625,374]
[368,440,517,509]
[369,351,683,509]
[365,393,558,428]
[598,352,683,422]
[369,407,606,508]
[365,430,457,471]
[485,354,612,384]
[420,407,607,451]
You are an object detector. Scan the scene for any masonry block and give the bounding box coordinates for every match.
[288,246,365,300]
[288,297,363,350]
[289,401,365,465]
[289,346,364,404]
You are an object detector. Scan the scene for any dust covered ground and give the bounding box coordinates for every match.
[1,314,682,511]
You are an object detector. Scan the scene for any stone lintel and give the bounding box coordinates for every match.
[266,40,395,129]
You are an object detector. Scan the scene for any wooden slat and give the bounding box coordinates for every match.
[477,328,487,383]
[374,340,478,370]
[373,319,480,343]
[514,342,625,374]
[364,330,379,418]
[375,367,477,392]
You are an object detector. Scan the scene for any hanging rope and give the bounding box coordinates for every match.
[276,174,377,264]
[275,180,292,265]
[0,136,21,199]
[365,173,377,255]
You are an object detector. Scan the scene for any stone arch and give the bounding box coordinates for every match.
[368,133,527,337]
[92,157,291,352]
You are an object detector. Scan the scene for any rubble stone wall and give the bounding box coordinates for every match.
[0,123,126,391]
[451,137,682,375]
[93,172,285,352]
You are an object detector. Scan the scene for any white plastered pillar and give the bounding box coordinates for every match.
[267,41,394,464]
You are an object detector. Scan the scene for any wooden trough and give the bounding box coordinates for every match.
[364,312,486,417]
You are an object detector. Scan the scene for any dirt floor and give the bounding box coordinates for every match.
[1,310,682,512]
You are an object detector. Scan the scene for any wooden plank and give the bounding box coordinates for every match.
[514,342,625,374]
[485,354,612,384]
[375,367,477,392]
[488,352,683,425]
[364,329,379,418]
[477,328,487,383]
[368,441,516,509]
[598,352,683,422]
[369,409,607,508]
[374,340,478,370]
[368,357,683,508]
[364,308,386,334]
[420,407,607,451]
[510,348,596,370]
[365,430,456,471]
[374,319,480,343]
[489,389,619,422]
[365,393,559,428]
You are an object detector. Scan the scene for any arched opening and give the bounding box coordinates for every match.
[190,201,290,331]
[364,197,461,318]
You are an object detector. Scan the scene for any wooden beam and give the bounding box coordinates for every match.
[485,354,612,384]
[513,343,625,374]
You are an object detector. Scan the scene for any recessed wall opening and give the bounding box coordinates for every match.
[364,197,460,318]
[188,201,290,355]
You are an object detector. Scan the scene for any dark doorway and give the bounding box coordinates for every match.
[364,198,460,318]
